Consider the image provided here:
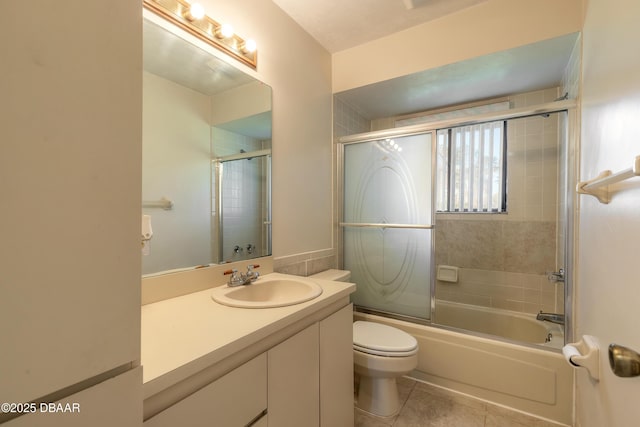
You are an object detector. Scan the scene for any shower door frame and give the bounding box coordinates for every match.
[337,99,577,345]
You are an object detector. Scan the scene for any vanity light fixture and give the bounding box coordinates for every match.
[143,0,258,69]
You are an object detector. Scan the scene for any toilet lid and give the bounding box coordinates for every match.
[353,321,418,356]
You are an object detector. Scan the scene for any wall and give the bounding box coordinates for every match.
[142,71,212,274]
[576,0,640,425]
[332,0,583,93]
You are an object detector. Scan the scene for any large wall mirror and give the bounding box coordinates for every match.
[142,11,272,276]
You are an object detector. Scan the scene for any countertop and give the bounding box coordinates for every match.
[141,273,355,399]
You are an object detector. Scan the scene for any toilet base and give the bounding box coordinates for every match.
[356,375,401,417]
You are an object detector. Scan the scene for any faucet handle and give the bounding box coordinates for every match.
[224,269,245,286]
[246,264,260,282]
[546,268,565,283]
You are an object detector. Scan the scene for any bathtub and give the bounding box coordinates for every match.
[353,309,573,425]
[433,300,565,348]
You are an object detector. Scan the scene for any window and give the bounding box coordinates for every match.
[436,121,507,213]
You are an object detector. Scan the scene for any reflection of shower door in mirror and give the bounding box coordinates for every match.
[342,133,434,320]
[215,153,271,263]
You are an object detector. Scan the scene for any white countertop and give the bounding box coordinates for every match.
[141,273,355,399]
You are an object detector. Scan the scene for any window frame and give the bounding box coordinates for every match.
[437,120,508,213]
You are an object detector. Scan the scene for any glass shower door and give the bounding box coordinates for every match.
[342,133,434,320]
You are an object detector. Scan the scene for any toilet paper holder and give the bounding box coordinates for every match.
[562,335,599,381]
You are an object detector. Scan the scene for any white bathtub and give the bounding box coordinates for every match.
[353,309,573,426]
[433,300,565,348]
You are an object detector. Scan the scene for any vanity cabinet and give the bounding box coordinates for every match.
[143,302,353,427]
[144,354,267,427]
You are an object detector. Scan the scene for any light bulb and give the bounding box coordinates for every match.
[243,39,257,53]
[215,23,234,39]
[220,23,234,38]
[184,2,205,20]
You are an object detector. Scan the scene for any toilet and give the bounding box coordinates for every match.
[310,269,419,418]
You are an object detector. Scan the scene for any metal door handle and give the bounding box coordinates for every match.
[608,344,640,377]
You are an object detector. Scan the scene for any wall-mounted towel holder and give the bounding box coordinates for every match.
[563,335,600,381]
[142,197,174,210]
[577,155,640,204]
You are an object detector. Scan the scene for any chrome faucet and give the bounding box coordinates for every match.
[547,268,565,283]
[224,264,260,287]
[536,311,565,325]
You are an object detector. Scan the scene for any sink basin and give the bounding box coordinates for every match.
[211,276,323,308]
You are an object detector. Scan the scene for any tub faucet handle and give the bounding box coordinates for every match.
[546,268,565,283]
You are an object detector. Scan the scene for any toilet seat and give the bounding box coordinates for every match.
[353,321,418,357]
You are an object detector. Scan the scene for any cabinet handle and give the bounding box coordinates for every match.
[245,408,267,427]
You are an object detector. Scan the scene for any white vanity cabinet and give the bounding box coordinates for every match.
[267,303,354,427]
[144,354,267,427]
[141,281,355,427]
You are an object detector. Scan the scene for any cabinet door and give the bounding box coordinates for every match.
[268,324,320,427]
[145,354,267,427]
[320,304,354,427]
[3,367,142,427]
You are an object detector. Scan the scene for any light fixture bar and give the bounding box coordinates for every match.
[143,0,257,69]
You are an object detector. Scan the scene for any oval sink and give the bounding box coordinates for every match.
[211,276,323,308]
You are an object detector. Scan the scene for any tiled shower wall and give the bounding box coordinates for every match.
[333,96,371,139]
[435,87,564,315]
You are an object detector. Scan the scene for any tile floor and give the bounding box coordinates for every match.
[355,377,567,427]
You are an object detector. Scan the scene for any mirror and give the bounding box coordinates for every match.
[142,15,272,276]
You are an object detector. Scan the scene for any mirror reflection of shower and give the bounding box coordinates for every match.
[213,148,271,263]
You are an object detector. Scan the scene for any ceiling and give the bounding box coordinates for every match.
[335,32,579,119]
[271,0,488,53]
[272,0,579,120]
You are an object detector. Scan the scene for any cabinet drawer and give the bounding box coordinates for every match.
[145,354,267,427]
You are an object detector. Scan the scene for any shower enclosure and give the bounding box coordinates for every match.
[213,149,272,263]
[339,100,575,349]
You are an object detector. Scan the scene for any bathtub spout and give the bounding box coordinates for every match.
[536,311,565,325]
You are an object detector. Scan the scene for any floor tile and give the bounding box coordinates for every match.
[394,381,486,427]
[353,378,569,427]
[355,409,395,427]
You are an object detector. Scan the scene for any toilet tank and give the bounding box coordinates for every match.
[310,269,351,282]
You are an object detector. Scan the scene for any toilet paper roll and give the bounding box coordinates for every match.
[562,344,582,367]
